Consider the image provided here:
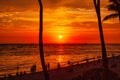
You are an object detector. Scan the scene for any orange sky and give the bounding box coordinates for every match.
[0,0,120,44]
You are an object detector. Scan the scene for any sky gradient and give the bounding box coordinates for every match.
[0,0,120,44]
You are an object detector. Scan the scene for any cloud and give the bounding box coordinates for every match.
[43,0,109,9]
[0,0,109,12]
[0,0,39,12]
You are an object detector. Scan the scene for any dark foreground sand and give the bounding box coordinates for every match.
[1,56,120,80]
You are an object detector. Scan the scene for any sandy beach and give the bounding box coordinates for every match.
[0,55,120,80]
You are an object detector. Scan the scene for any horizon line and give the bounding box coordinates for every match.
[0,43,120,45]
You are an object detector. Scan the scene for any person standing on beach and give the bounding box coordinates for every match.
[16,65,19,76]
[30,64,36,73]
[17,65,19,72]
[68,61,71,65]
[57,63,60,70]
[48,63,50,70]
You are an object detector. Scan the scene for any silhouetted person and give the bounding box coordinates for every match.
[45,64,47,70]
[57,63,60,70]
[8,74,12,80]
[68,61,71,65]
[48,63,50,70]
[93,57,95,61]
[20,71,23,75]
[17,65,19,72]
[16,72,19,76]
[86,58,89,63]
[31,64,36,73]
[77,62,80,67]
[23,71,26,75]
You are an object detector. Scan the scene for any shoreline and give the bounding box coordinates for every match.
[0,55,120,80]
[0,55,100,77]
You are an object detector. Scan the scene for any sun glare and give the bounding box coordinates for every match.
[58,35,63,39]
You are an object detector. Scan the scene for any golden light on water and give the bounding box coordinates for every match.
[57,55,63,63]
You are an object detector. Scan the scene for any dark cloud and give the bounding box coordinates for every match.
[43,0,108,9]
[67,21,120,31]
[0,17,39,31]
[0,0,109,12]
[0,0,39,12]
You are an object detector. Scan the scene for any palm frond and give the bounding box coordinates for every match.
[107,3,118,12]
[109,0,114,2]
[103,13,119,21]
[109,0,118,3]
[107,0,120,11]
[117,0,120,4]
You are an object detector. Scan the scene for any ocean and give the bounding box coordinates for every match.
[0,44,120,76]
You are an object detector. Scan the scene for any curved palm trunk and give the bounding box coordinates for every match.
[93,0,108,69]
[38,0,49,80]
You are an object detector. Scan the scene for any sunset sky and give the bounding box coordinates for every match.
[0,0,120,44]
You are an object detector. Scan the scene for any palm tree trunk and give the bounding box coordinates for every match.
[93,0,108,69]
[38,0,49,80]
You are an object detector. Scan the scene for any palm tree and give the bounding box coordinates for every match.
[38,0,49,80]
[93,0,108,69]
[103,0,120,21]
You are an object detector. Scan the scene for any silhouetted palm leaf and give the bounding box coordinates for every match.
[109,0,114,2]
[107,4,118,12]
[109,0,120,3]
[103,0,120,21]
[103,13,118,21]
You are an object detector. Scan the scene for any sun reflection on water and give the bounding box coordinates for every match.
[57,55,63,63]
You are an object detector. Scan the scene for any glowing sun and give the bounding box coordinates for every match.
[58,35,63,39]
